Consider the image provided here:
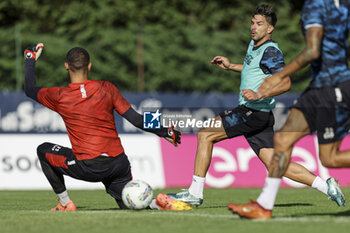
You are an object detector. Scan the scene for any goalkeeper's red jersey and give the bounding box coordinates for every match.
[37,80,131,160]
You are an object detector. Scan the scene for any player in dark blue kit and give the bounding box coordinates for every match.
[230,0,349,219]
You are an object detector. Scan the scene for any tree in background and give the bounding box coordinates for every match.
[0,0,309,93]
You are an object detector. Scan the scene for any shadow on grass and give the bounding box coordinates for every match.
[194,205,228,209]
[77,206,120,211]
[275,203,313,207]
[290,209,350,217]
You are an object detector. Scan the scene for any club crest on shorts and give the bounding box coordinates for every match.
[323,127,334,140]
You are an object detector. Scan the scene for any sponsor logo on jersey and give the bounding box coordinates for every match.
[244,54,253,65]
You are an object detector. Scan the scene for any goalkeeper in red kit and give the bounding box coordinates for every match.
[24,44,189,211]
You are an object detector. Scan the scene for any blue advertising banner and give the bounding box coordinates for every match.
[0,91,298,134]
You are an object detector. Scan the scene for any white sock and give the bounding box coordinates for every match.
[149,199,160,210]
[311,176,328,195]
[57,190,71,206]
[256,177,281,210]
[188,175,205,198]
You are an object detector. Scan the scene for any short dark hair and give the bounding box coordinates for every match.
[66,47,90,72]
[252,4,277,26]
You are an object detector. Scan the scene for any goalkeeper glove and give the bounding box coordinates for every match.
[164,126,181,147]
[24,43,44,60]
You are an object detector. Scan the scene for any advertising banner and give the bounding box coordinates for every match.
[0,91,295,134]
[1,134,350,189]
[161,135,350,188]
[0,134,165,189]
[1,92,350,190]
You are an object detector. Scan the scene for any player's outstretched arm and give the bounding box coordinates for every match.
[265,76,291,97]
[258,27,323,95]
[122,107,181,147]
[211,56,243,72]
[24,43,44,102]
[242,76,291,101]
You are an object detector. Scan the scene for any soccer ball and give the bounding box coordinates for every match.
[122,180,153,210]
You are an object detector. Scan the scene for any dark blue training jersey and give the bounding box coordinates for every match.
[259,44,285,75]
[301,0,350,88]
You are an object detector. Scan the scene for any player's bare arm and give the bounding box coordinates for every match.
[242,76,291,101]
[258,27,323,95]
[211,56,243,72]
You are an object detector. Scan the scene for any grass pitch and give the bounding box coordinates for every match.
[1,188,350,233]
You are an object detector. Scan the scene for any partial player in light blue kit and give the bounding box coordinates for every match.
[167,5,342,211]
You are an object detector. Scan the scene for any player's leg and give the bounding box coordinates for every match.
[259,148,315,185]
[318,80,350,168]
[36,142,77,211]
[246,110,316,186]
[229,108,310,219]
[257,108,310,208]
[259,148,338,202]
[302,85,349,206]
[316,140,347,206]
[252,109,335,200]
[310,96,348,206]
[193,116,228,177]
[167,115,228,205]
[100,153,133,209]
[268,108,311,177]
[317,82,350,168]
[190,107,274,201]
[317,81,350,168]
[104,156,192,211]
[37,142,118,211]
[319,140,350,167]
[170,116,227,204]
[170,106,270,205]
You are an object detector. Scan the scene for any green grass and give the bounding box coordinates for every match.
[1,188,350,233]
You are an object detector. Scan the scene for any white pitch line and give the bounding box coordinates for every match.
[151,212,350,223]
[13,210,236,219]
[8,210,350,223]
[149,211,237,219]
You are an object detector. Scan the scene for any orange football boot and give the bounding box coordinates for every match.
[155,193,193,210]
[51,200,77,211]
[227,200,271,219]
